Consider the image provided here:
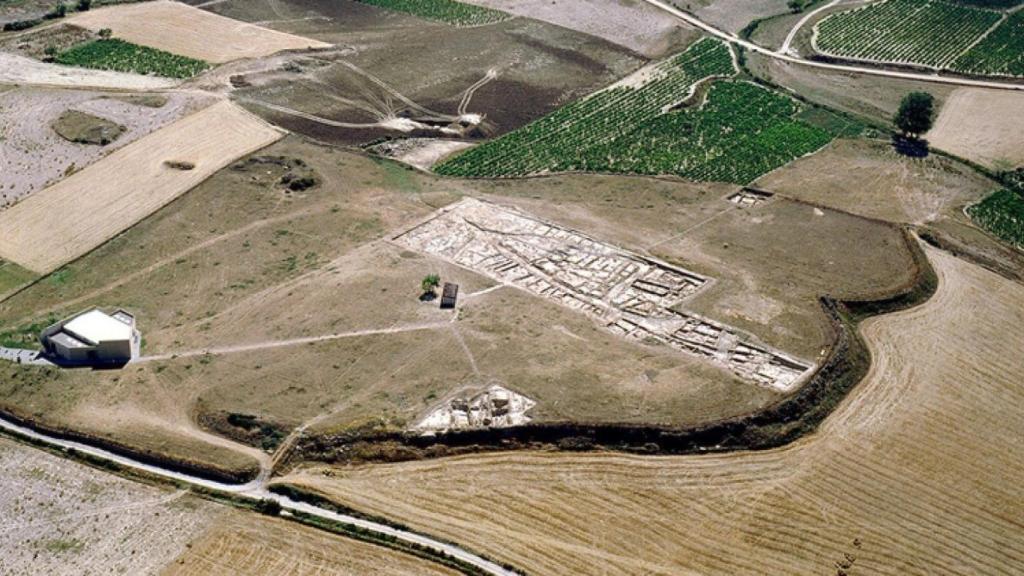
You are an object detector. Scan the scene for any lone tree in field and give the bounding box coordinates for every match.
[421,273,441,297]
[894,92,935,139]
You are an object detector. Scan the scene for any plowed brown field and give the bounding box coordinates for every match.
[68,0,329,63]
[278,246,1024,575]
[0,100,283,273]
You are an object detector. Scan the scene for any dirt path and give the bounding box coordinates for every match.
[25,203,328,319]
[137,321,451,362]
[780,0,844,54]
[640,0,1024,91]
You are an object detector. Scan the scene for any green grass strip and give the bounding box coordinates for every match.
[56,39,210,79]
[355,0,509,26]
[967,189,1024,249]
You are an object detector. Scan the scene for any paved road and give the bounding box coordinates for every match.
[0,411,518,576]
[639,0,1024,91]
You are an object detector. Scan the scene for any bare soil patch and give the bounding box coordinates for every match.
[459,0,698,58]
[0,22,94,59]
[0,100,283,273]
[688,0,792,33]
[277,247,1024,576]
[928,87,1024,170]
[755,138,995,224]
[0,436,221,575]
[217,0,644,146]
[67,0,330,63]
[52,109,125,145]
[0,86,213,209]
[0,51,179,89]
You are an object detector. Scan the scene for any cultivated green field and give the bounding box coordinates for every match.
[437,38,837,184]
[952,10,1024,77]
[355,0,509,26]
[56,38,210,79]
[967,189,1024,248]
[814,0,1002,69]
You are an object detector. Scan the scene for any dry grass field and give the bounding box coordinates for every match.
[161,510,460,576]
[756,138,995,224]
[691,0,792,33]
[928,87,1024,170]
[277,246,1024,575]
[459,0,697,57]
[0,100,283,273]
[0,435,221,576]
[0,138,918,472]
[68,0,330,64]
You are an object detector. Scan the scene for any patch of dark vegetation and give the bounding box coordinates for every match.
[51,110,124,145]
[163,160,195,171]
[289,228,938,465]
[104,93,168,108]
[198,409,288,451]
[231,155,320,194]
[890,134,930,158]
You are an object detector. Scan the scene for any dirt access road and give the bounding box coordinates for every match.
[0,411,518,576]
[639,0,1024,91]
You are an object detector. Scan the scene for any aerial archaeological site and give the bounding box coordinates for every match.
[1,0,1023,573]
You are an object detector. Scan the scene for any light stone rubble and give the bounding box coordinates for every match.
[415,385,537,434]
[395,198,813,392]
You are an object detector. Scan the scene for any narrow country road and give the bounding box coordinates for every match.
[638,0,1024,91]
[0,412,519,576]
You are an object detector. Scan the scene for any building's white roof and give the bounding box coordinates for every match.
[63,309,133,345]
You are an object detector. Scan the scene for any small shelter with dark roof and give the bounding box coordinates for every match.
[440,282,459,309]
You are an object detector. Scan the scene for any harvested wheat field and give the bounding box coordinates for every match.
[68,0,330,64]
[278,246,1024,575]
[0,100,283,273]
[162,510,459,576]
[928,88,1024,170]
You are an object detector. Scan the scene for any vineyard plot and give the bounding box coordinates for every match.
[814,0,1002,69]
[967,189,1024,248]
[952,9,1024,77]
[436,38,833,184]
[356,0,510,25]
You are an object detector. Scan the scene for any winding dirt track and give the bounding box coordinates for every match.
[280,246,1024,575]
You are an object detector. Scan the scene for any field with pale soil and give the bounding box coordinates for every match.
[928,87,1024,170]
[0,436,220,576]
[278,246,1024,575]
[68,0,330,63]
[0,100,283,273]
